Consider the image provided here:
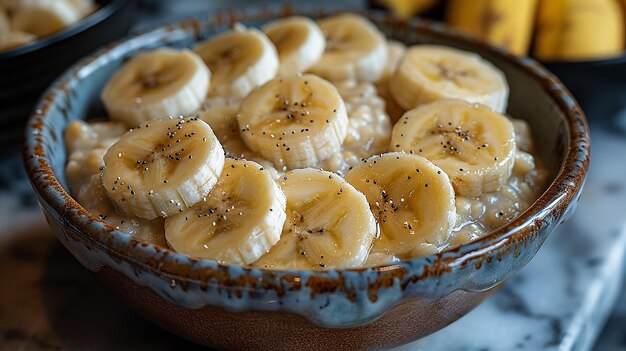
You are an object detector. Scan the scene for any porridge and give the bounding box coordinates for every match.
[64,13,547,270]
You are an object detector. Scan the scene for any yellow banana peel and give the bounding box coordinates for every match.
[377,0,438,19]
[535,0,624,61]
[446,0,538,56]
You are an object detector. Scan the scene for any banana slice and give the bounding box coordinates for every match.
[389,45,509,113]
[194,25,278,99]
[308,14,388,82]
[0,31,36,51]
[262,16,326,76]
[390,99,516,197]
[0,7,9,42]
[255,168,376,270]
[165,158,286,265]
[377,40,407,123]
[237,74,348,169]
[11,0,82,37]
[345,152,456,259]
[197,97,252,159]
[363,252,400,267]
[378,40,407,83]
[101,49,210,128]
[65,0,95,16]
[102,117,225,219]
[78,175,167,247]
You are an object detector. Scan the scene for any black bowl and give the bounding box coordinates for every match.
[542,56,626,126]
[0,0,135,156]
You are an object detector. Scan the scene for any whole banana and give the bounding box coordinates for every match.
[447,0,538,56]
[534,0,625,60]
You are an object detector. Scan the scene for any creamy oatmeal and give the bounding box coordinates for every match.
[63,13,548,269]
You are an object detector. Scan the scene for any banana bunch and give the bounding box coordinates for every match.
[381,0,626,60]
[534,0,625,60]
[0,0,94,51]
[446,0,625,60]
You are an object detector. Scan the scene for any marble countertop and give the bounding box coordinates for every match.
[1,1,626,350]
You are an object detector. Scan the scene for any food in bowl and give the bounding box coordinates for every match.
[63,13,547,270]
[0,0,96,52]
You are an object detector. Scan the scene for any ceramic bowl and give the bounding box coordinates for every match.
[0,0,135,156]
[23,5,590,350]
[542,57,626,123]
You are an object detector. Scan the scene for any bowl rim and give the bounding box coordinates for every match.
[23,6,590,282]
[0,0,131,59]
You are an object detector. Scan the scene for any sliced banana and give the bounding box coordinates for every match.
[165,158,286,265]
[101,49,210,128]
[363,252,400,267]
[0,31,36,51]
[78,174,167,247]
[378,40,406,83]
[377,40,407,123]
[308,14,388,82]
[102,117,225,219]
[65,0,95,16]
[197,97,251,159]
[390,99,516,197]
[389,45,509,113]
[11,0,82,37]
[345,152,456,259]
[237,74,348,169]
[255,168,376,270]
[194,25,278,99]
[262,16,326,76]
[0,7,10,42]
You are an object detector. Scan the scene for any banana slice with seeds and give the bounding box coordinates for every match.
[390,99,516,197]
[345,153,456,259]
[238,74,348,169]
[165,158,286,265]
[198,97,252,159]
[102,117,225,219]
[194,25,279,99]
[101,49,210,128]
[389,45,509,112]
[263,16,326,76]
[255,168,376,270]
[309,14,388,82]
[197,98,281,179]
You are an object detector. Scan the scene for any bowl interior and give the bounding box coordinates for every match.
[23,7,590,329]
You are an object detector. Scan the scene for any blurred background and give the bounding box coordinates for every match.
[1,0,625,350]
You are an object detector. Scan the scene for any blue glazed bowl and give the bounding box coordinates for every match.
[23,5,590,350]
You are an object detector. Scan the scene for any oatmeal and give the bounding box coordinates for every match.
[63,13,548,269]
